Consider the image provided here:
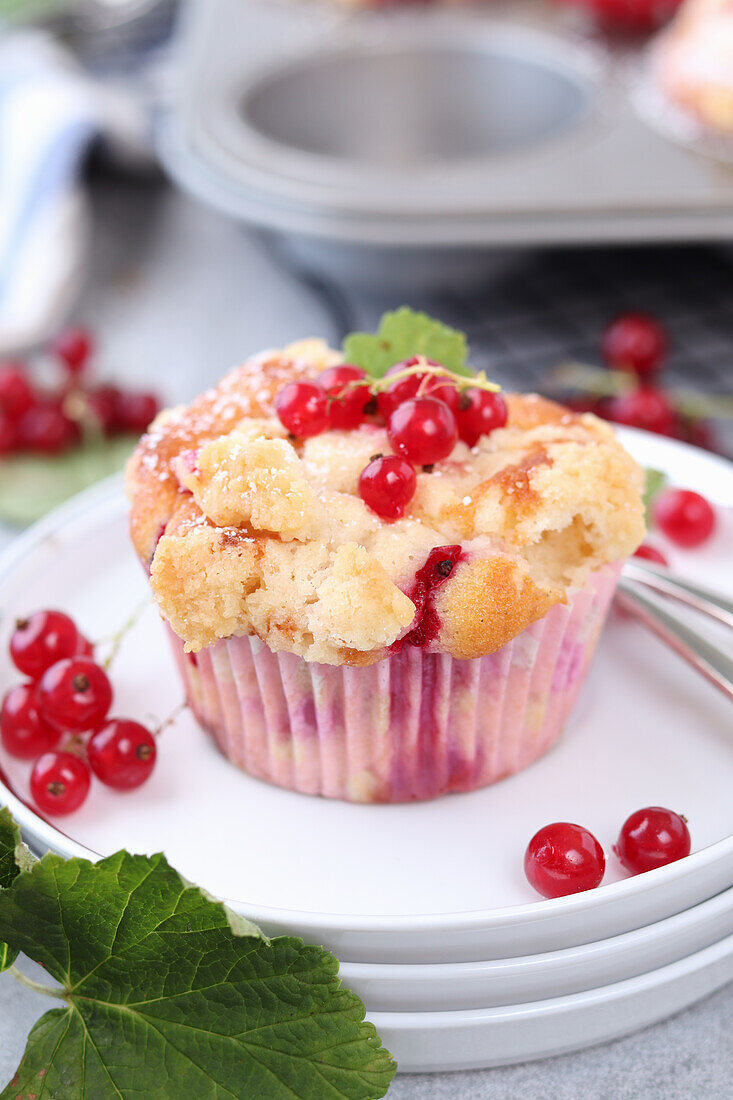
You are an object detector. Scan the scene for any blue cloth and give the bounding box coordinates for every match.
[0,31,99,352]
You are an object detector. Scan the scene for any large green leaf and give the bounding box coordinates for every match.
[0,435,137,526]
[0,850,396,1099]
[0,807,33,971]
[343,307,470,379]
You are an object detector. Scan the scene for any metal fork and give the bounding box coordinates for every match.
[617,561,733,703]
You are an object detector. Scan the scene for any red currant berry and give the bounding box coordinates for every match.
[0,362,35,421]
[634,543,668,566]
[565,397,602,415]
[388,397,457,466]
[275,381,330,438]
[602,313,667,376]
[0,410,18,454]
[17,401,78,453]
[614,807,691,875]
[1,683,61,759]
[524,822,606,899]
[88,719,157,790]
[10,610,81,679]
[358,455,417,520]
[562,0,683,33]
[428,381,461,413]
[52,326,93,375]
[38,658,113,733]
[376,359,458,420]
[680,418,716,451]
[30,751,91,815]
[652,488,716,548]
[604,388,675,435]
[86,385,121,435]
[75,633,94,659]
[318,365,371,430]
[456,389,508,447]
[114,390,160,434]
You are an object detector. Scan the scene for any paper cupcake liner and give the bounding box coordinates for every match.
[169,563,622,803]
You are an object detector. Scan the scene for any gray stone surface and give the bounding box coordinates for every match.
[1,177,732,1097]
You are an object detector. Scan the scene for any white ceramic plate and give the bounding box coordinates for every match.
[372,930,733,1072]
[339,883,733,1011]
[0,430,731,964]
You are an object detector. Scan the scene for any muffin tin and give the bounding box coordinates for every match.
[156,0,733,288]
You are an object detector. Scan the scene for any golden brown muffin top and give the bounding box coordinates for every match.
[127,340,644,663]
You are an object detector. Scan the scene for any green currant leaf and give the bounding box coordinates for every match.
[643,467,668,526]
[343,307,471,379]
[0,435,138,526]
[0,849,396,1100]
[0,808,34,972]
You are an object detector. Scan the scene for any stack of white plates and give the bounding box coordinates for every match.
[1,431,732,1072]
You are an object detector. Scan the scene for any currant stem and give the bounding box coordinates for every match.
[8,965,64,1000]
[370,360,501,395]
[152,700,188,739]
[101,595,151,671]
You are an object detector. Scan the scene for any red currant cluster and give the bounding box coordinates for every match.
[0,326,160,457]
[566,312,716,450]
[1,610,156,816]
[274,358,507,520]
[525,807,691,899]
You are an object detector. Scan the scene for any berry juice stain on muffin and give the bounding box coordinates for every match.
[394,546,465,650]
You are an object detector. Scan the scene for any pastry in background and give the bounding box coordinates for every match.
[653,0,733,133]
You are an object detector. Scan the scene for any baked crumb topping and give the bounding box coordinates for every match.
[127,343,645,664]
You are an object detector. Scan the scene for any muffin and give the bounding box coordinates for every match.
[653,0,733,135]
[126,319,644,803]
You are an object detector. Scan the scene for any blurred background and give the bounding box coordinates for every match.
[0,0,731,527]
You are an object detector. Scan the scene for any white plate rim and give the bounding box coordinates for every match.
[338,879,733,980]
[0,429,731,937]
[368,929,733,1029]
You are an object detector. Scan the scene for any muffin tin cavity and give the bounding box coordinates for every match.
[242,42,589,165]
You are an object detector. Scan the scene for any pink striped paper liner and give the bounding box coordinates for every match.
[169,562,622,803]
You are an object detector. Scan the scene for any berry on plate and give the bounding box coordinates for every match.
[88,719,157,790]
[37,657,113,733]
[1,683,61,759]
[652,488,716,548]
[525,822,606,898]
[30,750,91,815]
[614,806,691,874]
[10,610,82,679]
